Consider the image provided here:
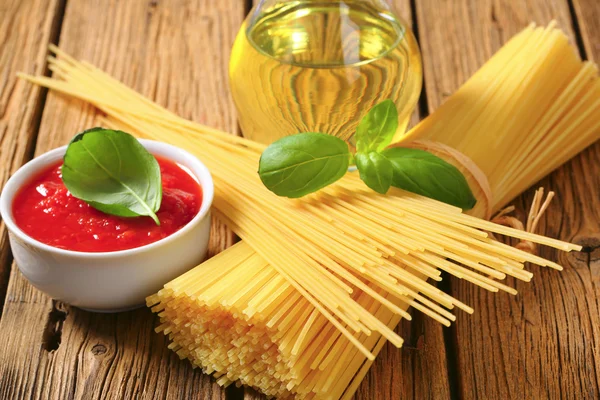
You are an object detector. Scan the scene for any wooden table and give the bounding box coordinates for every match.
[1,1,599,399]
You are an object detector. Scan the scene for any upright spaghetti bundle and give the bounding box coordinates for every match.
[19,22,597,399]
[401,22,600,211]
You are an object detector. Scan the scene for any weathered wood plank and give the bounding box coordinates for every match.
[0,1,244,399]
[416,0,600,398]
[0,0,64,316]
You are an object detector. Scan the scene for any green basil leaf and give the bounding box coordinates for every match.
[258,133,350,198]
[62,128,162,224]
[355,152,393,194]
[355,100,399,153]
[381,147,476,210]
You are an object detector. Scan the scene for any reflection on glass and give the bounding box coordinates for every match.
[230,0,423,144]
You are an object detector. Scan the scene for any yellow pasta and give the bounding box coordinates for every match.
[401,22,600,210]
[17,21,596,399]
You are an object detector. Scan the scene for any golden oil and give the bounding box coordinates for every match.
[229,0,422,144]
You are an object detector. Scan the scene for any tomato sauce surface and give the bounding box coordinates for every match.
[12,156,202,252]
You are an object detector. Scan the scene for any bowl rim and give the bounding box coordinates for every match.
[0,139,214,259]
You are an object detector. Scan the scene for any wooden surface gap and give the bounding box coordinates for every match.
[225,384,245,400]
[408,0,430,119]
[437,275,462,400]
[570,0,600,62]
[244,0,254,16]
[40,300,68,352]
[566,0,589,60]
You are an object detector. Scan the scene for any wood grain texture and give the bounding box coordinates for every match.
[0,0,244,399]
[2,1,599,400]
[353,310,451,400]
[0,0,64,315]
[416,0,600,398]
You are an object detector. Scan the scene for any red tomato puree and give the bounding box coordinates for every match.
[12,156,202,252]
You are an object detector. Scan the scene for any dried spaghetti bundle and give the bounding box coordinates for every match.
[147,242,404,398]
[18,21,596,399]
[401,22,600,212]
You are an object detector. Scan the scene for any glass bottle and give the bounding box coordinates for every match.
[229,0,422,145]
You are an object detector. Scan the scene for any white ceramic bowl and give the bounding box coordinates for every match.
[0,139,213,312]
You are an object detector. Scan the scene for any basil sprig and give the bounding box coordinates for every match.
[258,100,476,210]
[382,147,476,209]
[258,133,350,198]
[62,128,163,224]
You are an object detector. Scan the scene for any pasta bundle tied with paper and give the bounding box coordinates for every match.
[19,22,599,400]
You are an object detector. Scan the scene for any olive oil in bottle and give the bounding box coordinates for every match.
[229,0,422,145]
